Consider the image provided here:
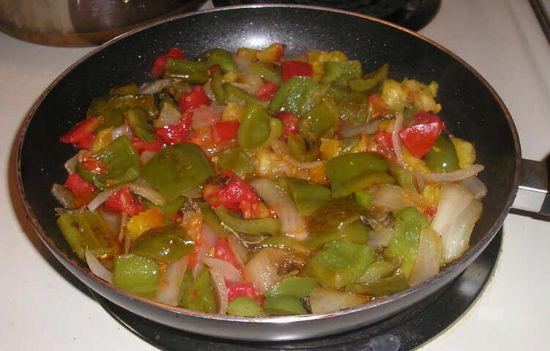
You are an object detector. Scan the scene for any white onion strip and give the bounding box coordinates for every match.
[423,164,484,183]
[85,248,112,283]
[156,255,189,306]
[209,268,229,314]
[128,183,166,206]
[339,118,383,138]
[192,223,219,278]
[270,140,323,169]
[250,178,308,240]
[244,248,284,294]
[87,188,117,211]
[391,112,406,168]
[203,258,242,283]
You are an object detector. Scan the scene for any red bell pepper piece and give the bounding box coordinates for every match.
[203,171,260,217]
[179,86,211,111]
[151,47,185,78]
[255,82,278,101]
[132,137,163,153]
[155,110,193,145]
[277,111,299,139]
[226,281,264,305]
[398,112,444,158]
[104,187,145,216]
[60,117,101,149]
[212,120,240,143]
[368,93,391,118]
[64,173,96,198]
[281,60,313,82]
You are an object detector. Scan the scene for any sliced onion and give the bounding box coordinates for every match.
[209,267,228,314]
[367,227,394,247]
[112,125,133,140]
[64,154,78,174]
[234,55,252,74]
[460,176,487,200]
[155,101,181,128]
[97,207,121,235]
[250,178,308,240]
[409,227,442,286]
[156,255,189,306]
[339,118,383,138]
[228,235,248,266]
[270,140,323,169]
[203,258,242,283]
[371,185,410,211]
[117,211,128,242]
[391,112,406,168]
[245,248,285,294]
[191,104,222,129]
[414,169,425,193]
[51,183,75,210]
[192,223,219,278]
[309,287,369,314]
[441,199,482,264]
[140,150,158,164]
[85,248,112,283]
[128,182,166,206]
[423,164,484,183]
[431,183,475,236]
[87,187,117,211]
[139,79,173,94]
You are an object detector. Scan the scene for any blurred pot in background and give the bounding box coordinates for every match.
[0,0,204,46]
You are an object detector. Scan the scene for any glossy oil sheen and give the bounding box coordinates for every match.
[17,5,520,341]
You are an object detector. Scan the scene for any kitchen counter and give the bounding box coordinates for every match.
[1,0,549,350]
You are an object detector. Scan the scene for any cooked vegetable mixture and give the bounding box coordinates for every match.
[52,43,486,316]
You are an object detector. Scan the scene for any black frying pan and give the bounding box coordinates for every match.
[16,5,531,341]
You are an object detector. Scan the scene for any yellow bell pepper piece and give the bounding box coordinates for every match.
[307,50,348,81]
[256,43,284,64]
[421,184,440,207]
[126,207,165,240]
[320,138,342,160]
[221,103,246,121]
[92,127,113,152]
[450,135,476,168]
[402,148,431,174]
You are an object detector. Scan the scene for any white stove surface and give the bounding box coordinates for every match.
[1,0,549,350]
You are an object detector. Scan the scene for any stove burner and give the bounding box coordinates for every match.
[91,231,501,351]
[211,0,441,31]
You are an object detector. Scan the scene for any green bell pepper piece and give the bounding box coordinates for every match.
[113,254,160,299]
[198,203,232,237]
[210,72,225,105]
[227,297,265,317]
[321,60,362,89]
[384,207,429,277]
[88,94,157,129]
[263,118,284,146]
[125,107,156,142]
[250,62,281,85]
[359,260,397,284]
[348,63,388,93]
[237,102,271,149]
[56,211,117,260]
[216,147,255,178]
[424,133,460,173]
[256,236,311,256]
[202,48,236,73]
[349,274,409,297]
[221,83,261,106]
[308,219,370,248]
[299,96,339,140]
[287,178,331,216]
[265,277,318,298]
[213,207,280,236]
[353,190,373,211]
[388,161,416,192]
[262,295,307,316]
[305,240,374,290]
[142,143,214,201]
[269,76,319,117]
[109,83,139,95]
[339,92,369,126]
[286,134,320,162]
[326,152,393,198]
[156,196,186,217]
[130,224,195,264]
[178,268,217,313]
[164,58,209,84]
[77,135,140,190]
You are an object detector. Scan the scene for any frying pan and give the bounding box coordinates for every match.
[15,5,548,341]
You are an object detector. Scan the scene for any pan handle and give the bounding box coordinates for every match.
[512,158,550,217]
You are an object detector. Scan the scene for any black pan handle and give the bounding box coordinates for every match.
[512,158,550,217]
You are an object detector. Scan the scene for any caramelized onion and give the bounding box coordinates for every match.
[156,255,189,306]
[85,248,112,283]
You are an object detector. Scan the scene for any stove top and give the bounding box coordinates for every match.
[212,0,441,30]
